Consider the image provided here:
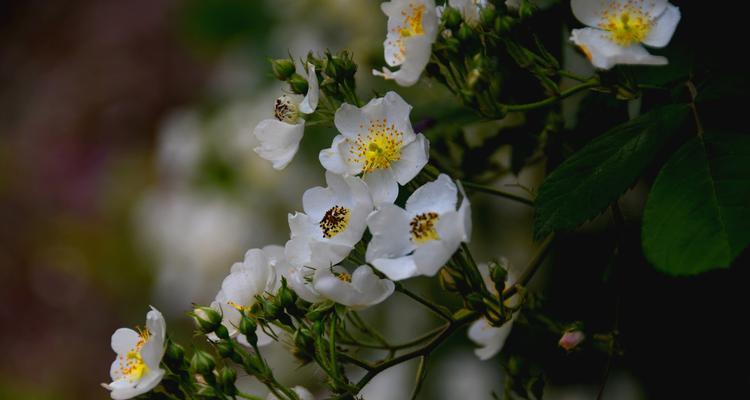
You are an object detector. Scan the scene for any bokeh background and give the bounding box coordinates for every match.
[1,1,744,399]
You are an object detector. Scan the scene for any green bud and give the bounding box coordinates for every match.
[215,340,234,358]
[294,329,314,353]
[263,301,281,320]
[312,320,324,336]
[190,350,216,375]
[495,15,514,33]
[191,306,222,334]
[489,261,508,294]
[457,23,474,42]
[518,0,535,19]
[239,315,258,338]
[439,268,459,292]
[288,73,309,95]
[270,58,296,81]
[479,5,497,28]
[213,324,230,340]
[165,340,185,362]
[278,282,296,309]
[444,37,461,54]
[218,366,238,393]
[442,7,462,30]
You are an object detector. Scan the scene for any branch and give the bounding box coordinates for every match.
[460,181,535,207]
[502,234,554,299]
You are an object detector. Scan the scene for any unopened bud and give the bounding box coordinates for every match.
[457,23,474,42]
[216,340,234,358]
[443,7,462,30]
[239,315,258,345]
[278,281,296,309]
[489,262,508,294]
[480,5,497,28]
[191,306,222,334]
[288,73,309,95]
[270,58,295,81]
[218,366,238,393]
[190,350,216,375]
[495,16,514,33]
[165,340,185,362]
[439,268,459,292]
[518,0,535,19]
[559,330,586,351]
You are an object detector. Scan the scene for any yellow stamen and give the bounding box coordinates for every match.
[410,212,440,244]
[116,328,151,382]
[599,2,652,46]
[320,205,351,238]
[337,272,352,282]
[348,118,404,174]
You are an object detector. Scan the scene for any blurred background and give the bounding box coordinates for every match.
[0,1,744,399]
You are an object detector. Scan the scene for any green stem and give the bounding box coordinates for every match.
[237,392,265,400]
[502,234,554,299]
[339,324,446,351]
[410,356,429,400]
[558,70,591,82]
[396,284,452,320]
[459,180,535,206]
[500,80,599,112]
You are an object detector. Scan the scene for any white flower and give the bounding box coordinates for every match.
[313,265,395,309]
[285,171,374,269]
[468,261,520,360]
[106,307,166,399]
[570,0,681,70]
[373,0,439,86]
[254,62,319,169]
[267,386,315,400]
[366,174,471,281]
[439,0,487,25]
[286,266,325,303]
[209,248,278,347]
[319,91,429,205]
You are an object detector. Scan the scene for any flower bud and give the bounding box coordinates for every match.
[213,324,230,340]
[270,58,296,81]
[216,340,234,358]
[278,282,297,309]
[480,5,497,28]
[294,329,314,354]
[239,315,258,345]
[442,7,462,30]
[191,306,223,334]
[518,1,535,19]
[457,23,475,42]
[489,261,508,294]
[165,340,185,362]
[190,350,216,375]
[288,73,309,95]
[495,16,514,33]
[218,366,238,393]
[559,330,586,352]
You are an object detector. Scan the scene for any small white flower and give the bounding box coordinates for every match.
[366,174,471,281]
[254,62,319,169]
[286,266,325,304]
[209,248,278,347]
[570,0,681,70]
[313,265,395,309]
[468,260,520,360]
[373,0,439,86]
[319,91,429,205]
[267,386,315,400]
[285,171,374,269]
[438,0,487,26]
[106,307,166,400]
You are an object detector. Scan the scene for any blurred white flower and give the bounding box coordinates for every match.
[286,265,325,303]
[285,171,373,268]
[209,248,278,347]
[366,174,471,280]
[570,0,681,69]
[313,265,395,309]
[267,386,315,400]
[105,307,166,400]
[373,0,438,86]
[254,63,319,170]
[319,91,429,204]
[468,261,520,360]
[439,0,487,25]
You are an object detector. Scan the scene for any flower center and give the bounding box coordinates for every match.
[349,118,404,174]
[319,205,351,238]
[410,212,440,244]
[600,6,652,46]
[274,95,300,123]
[399,3,425,38]
[336,272,352,282]
[117,328,150,382]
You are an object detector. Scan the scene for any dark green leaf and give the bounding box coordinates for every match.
[534,104,690,239]
[642,133,750,275]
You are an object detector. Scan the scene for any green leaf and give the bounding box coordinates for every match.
[533,104,690,239]
[642,133,750,275]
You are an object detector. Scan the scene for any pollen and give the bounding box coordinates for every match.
[599,1,652,46]
[336,272,352,282]
[319,205,351,239]
[274,95,300,123]
[116,328,150,383]
[348,118,404,173]
[386,3,426,63]
[410,212,440,244]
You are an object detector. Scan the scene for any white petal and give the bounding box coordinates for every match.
[366,204,414,261]
[308,240,353,268]
[392,133,429,185]
[140,337,163,370]
[413,211,462,276]
[334,103,367,138]
[253,119,305,170]
[285,236,312,268]
[303,186,336,222]
[287,266,323,303]
[468,318,514,360]
[383,91,413,129]
[288,212,318,239]
[109,369,164,400]
[378,35,434,87]
[642,4,680,48]
[299,62,319,114]
[363,169,399,205]
[111,328,139,355]
[145,307,166,342]
[314,265,394,309]
[350,265,395,307]
[570,28,667,70]
[372,255,419,281]
[406,174,458,216]
[457,182,472,243]
[319,135,350,175]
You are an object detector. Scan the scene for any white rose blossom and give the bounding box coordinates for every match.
[570,0,681,70]
[319,91,429,205]
[254,62,320,169]
[366,174,471,281]
[209,248,278,347]
[105,307,166,400]
[467,260,520,360]
[313,265,395,309]
[285,171,374,269]
[373,0,439,86]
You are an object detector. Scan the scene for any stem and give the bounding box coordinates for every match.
[558,70,590,82]
[410,356,429,400]
[396,284,452,320]
[349,313,391,349]
[502,234,554,299]
[460,180,535,207]
[339,353,374,370]
[237,392,264,400]
[686,81,704,137]
[339,324,446,351]
[354,312,478,391]
[500,80,599,112]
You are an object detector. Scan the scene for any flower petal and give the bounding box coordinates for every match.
[334,103,367,138]
[570,27,667,70]
[253,119,305,170]
[642,4,680,48]
[319,135,350,175]
[366,204,414,261]
[372,255,419,281]
[111,328,139,355]
[299,62,319,114]
[392,133,429,185]
[413,211,462,276]
[363,168,399,205]
[406,174,457,216]
[468,318,514,360]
